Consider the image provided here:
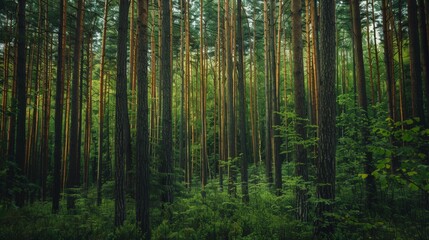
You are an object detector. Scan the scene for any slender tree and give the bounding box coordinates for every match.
[407,0,425,124]
[115,0,130,226]
[237,0,249,202]
[292,0,309,221]
[263,0,273,185]
[97,0,109,207]
[136,0,150,236]
[350,0,376,210]
[314,0,336,237]
[67,0,84,210]
[160,0,174,204]
[418,0,429,124]
[15,0,27,207]
[225,0,236,196]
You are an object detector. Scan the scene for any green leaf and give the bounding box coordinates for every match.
[358,173,368,179]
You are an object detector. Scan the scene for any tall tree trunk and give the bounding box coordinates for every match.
[40,3,51,200]
[184,0,191,188]
[62,53,71,192]
[418,0,429,124]
[371,0,382,103]
[237,0,249,202]
[115,0,130,226]
[67,0,84,210]
[292,0,309,221]
[15,0,27,207]
[263,0,273,186]
[97,0,108,206]
[271,0,282,195]
[1,17,11,158]
[351,0,376,210]
[408,0,425,124]
[136,0,150,236]
[200,0,208,189]
[83,34,93,191]
[52,0,66,212]
[314,0,336,237]
[225,0,236,196]
[382,0,398,170]
[160,0,174,204]
[310,0,320,125]
[365,0,375,105]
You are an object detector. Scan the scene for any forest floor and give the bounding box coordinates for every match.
[1,168,428,240]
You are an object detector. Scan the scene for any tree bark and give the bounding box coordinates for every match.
[136,0,150,236]
[115,0,130,226]
[237,0,249,202]
[292,0,309,221]
[408,0,425,124]
[351,0,376,210]
[314,0,336,237]
[97,0,109,207]
[15,0,27,207]
[52,0,66,211]
[263,0,273,186]
[160,0,174,204]
[67,0,84,210]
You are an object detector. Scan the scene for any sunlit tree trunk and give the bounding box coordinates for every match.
[62,50,71,194]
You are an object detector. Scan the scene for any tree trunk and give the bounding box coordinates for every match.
[40,4,51,200]
[67,0,84,210]
[382,0,398,170]
[83,35,93,191]
[160,0,174,204]
[136,0,150,236]
[115,0,130,226]
[97,0,108,207]
[52,0,66,213]
[351,0,376,210]
[15,0,27,207]
[314,0,336,237]
[225,0,236,196]
[408,0,425,124]
[237,0,249,203]
[263,0,273,186]
[418,0,429,124]
[292,0,309,221]
[270,0,281,195]
[200,0,208,189]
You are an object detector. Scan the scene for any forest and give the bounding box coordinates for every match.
[0,0,429,239]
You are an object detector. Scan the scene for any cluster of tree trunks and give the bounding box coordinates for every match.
[3,0,429,238]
